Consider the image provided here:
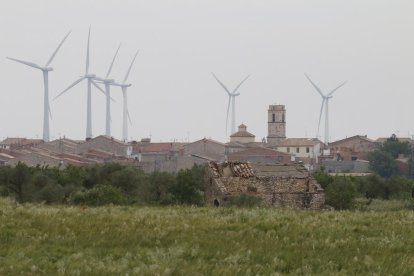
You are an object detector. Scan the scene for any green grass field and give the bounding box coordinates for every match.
[1,198,414,275]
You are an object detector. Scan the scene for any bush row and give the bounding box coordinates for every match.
[0,162,206,206]
[314,169,414,210]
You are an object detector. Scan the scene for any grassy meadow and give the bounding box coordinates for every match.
[1,198,414,275]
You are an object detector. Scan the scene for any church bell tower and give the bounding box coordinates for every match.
[267,105,286,145]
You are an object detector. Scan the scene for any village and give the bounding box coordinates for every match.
[1,104,411,178]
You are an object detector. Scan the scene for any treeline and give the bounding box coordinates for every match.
[0,162,206,206]
[368,134,412,177]
[314,169,414,210]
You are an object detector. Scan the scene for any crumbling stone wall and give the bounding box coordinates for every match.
[205,161,325,209]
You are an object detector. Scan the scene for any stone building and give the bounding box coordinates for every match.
[205,161,325,209]
[267,105,286,145]
[0,138,44,150]
[37,138,82,154]
[230,124,255,144]
[184,138,225,161]
[270,138,324,169]
[328,135,377,161]
[228,147,291,164]
[76,135,132,157]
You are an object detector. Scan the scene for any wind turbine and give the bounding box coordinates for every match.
[54,27,106,139]
[305,73,347,144]
[212,73,250,136]
[7,31,71,142]
[95,44,121,137]
[111,50,139,141]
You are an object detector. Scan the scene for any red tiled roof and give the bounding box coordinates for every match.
[0,138,43,146]
[189,138,225,146]
[0,138,26,145]
[230,130,255,138]
[278,138,323,147]
[139,143,173,153]
[329,135,375,146]
[229,147,291,157]
[90,135,128,146]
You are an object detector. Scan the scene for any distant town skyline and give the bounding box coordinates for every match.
[1,1,414,142]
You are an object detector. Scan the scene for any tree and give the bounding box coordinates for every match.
[325,177,357,210]
[381,134,411,158]
[313,168,334,189]
[149,171,176,203]
[368,150,398,178]
[7,162,31,202]
[169,165,206,205]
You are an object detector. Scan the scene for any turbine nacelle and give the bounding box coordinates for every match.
[43,67,53,72]
[85,74,96,78]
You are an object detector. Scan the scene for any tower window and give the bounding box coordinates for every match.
[272,113,275,122]
[282,113,285,123]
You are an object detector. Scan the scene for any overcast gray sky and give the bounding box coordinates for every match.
[1,0,414,143]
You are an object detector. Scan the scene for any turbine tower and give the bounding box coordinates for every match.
[54,27,106,139]
[305,73,347,144]
[96,44,121,137]
[112,51,139,141]
[7,31,71,142]
[212,73,250,136]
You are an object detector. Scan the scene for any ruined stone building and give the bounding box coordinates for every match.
[205,161,325,209]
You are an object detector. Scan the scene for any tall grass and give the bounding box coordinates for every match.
[1,197,414,275]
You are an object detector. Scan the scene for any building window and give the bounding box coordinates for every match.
[287,147,290,153]
[296,147,300,153]
[272,113,275,122]
[282,113,285,123]
[306,147,310,153]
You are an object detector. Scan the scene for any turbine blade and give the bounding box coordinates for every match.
[225,96,231,136]
[305,73,324,97]
[212,72,231,95]
[90,79,106,96]
[327,81,347,96]
[316,98,325,138]
[7,57,43,70]
[45,30,71,67]
[48,101,52,120]
[123,50,139,84]
[232,74,250,93]
[127,108,132,125]
[53,77,85,100]
[86,27,91,75]
[106,43,121,79]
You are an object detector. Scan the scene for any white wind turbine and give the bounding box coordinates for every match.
[111,51,139,141]
[305,73,347,144]
[212,73,250,136]
[7,31,71,142]
[95,44,121,137]
[54,27,106,139]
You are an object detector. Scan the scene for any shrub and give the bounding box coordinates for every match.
[325,178,357,210]
[169,166,205,205]
[72,184,126,206]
